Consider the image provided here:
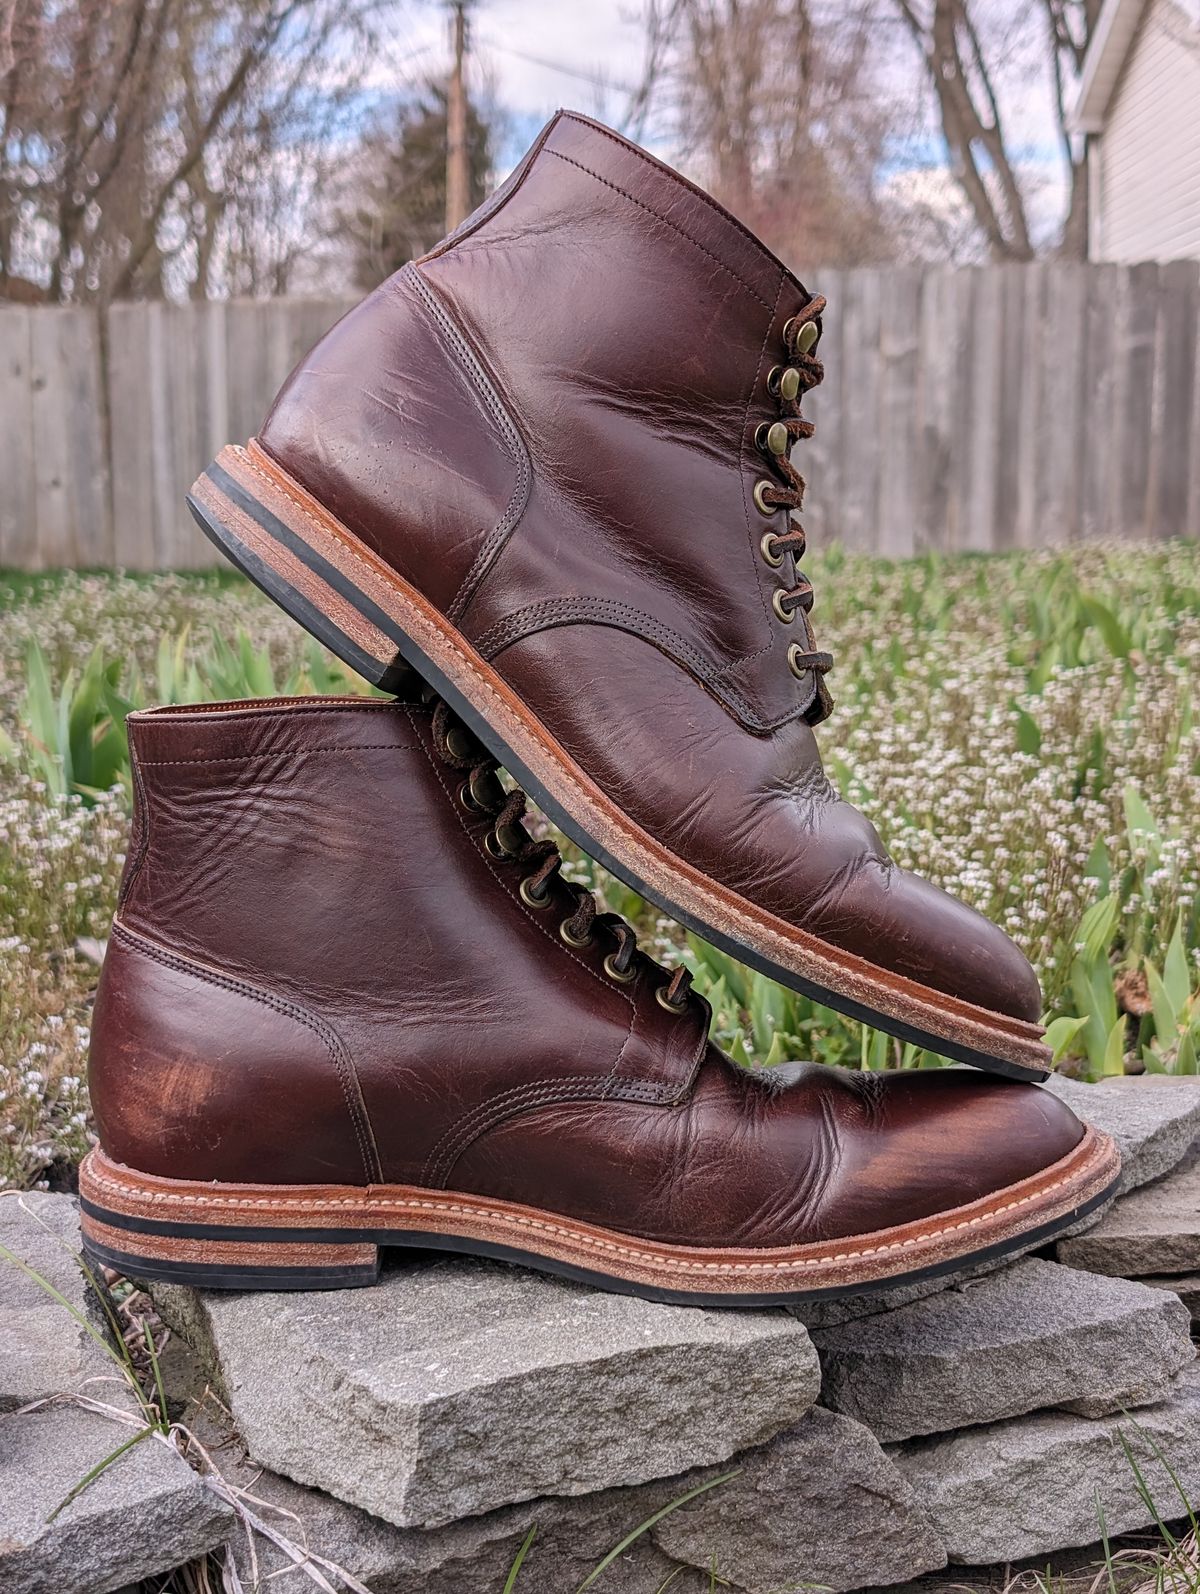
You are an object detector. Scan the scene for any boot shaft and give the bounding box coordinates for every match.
[258,110,825,735]
[92,697,705,1185]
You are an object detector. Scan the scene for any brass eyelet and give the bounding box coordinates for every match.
[519,876,552,910]
[753,479,777,517]
[560,920,594,950]
[445,725,475,760]
[469,767,504,813]
[485,823,524,860]
[756,420,789,457]
[766,364,783,396]
[772,589,796,624]
[783,316,818,355]
[655,984,688,1014]
[460,781,483,813]
[760,530,784,568]
[603,951,638,985]
[787,643,809,679]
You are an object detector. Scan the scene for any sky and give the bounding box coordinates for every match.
[384,0,1076,248]
[392,0,682,166]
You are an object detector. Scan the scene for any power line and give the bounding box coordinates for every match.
[480,36,642,96]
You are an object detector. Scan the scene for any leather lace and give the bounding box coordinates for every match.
[430,698,694,1011]
[757,293,834,715]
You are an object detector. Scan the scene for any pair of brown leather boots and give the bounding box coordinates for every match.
[79,112,1118,1306]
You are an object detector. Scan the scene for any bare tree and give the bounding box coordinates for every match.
[0,0,387,303]
[891,0,1102,260]
[641,0,901,267]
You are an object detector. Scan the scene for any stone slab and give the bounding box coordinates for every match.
[0,1405,232,1594]
[210,1403,945,1594]
[890,1363,1200,1564]
[151,1254,822,1529]
[0,1193,233,1590]
[1142,1274,1200,1322]
[1058,1147,1200,1276]
[812,1258,1193,1440]
[0,1191,101,1410]
[651,1407,947,1593]
[1044,1075,1200,1191]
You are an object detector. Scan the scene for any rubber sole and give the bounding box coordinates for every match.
[187,441,1051,1082]
[79,1130,1119,1306]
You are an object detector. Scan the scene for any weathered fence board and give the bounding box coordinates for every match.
[2,262,1198,570]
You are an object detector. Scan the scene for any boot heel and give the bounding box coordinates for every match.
[187,443,410,694]
[78,1151,381,1292]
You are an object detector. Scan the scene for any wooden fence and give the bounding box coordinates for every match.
[2,260,1198,569]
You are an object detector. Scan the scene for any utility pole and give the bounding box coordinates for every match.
[445,0,470,234]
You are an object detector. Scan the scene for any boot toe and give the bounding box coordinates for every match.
[808,1067,1084,1241]
[806,847,1043,1024]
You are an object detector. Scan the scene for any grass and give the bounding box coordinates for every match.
[1,543,1199,1188]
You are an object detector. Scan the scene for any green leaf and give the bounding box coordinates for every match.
[761,1031,789,1069]
[503,1525,537,1593]
[1098,1014,1128,1078]
[1141,1045,1169,1075]
[748,974,786,1055]
[1080,595,1133,659]
[1123,784,1160,849]
[1145,962,1180,1048]
[1014,707,1041,755]
[1082,837,1111,893]
[1075,892,1121,965]
[727,1029,751,1068]
[575,1471,740,1593]
[1179,1031,1199,1076]
[1044,1015,1088,1063]
[1163,915,1190,1018]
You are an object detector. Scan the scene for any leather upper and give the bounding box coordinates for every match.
[256,109,1043,1025]
[90,697,1083,1247]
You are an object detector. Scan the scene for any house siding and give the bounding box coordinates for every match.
[1094,0,1200,260]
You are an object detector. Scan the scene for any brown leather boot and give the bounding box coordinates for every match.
[80,694,1116,1303]
[191,115,1045,1080]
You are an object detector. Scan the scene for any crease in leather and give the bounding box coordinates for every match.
[403,263,533,623]
[109,919,383,1184]
[474,602,819,729]
[425,1074,682,1189]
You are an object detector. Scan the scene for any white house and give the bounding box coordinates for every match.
[1071,0,1200,261]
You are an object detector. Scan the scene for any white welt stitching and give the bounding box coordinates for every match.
[86,1139,1109,1276]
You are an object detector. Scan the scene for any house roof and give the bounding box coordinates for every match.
[1070,0,1147,132]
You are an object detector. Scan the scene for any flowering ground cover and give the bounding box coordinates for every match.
[2,544,1198,1190]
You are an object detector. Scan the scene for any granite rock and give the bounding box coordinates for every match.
[1058,1147,1200,1276]
[1044,1075,1200,1191]
[890,1364,1200,1563]
[151,1254,822,1528]
[1141,1275,1200,1322]
[0,1405,232,1594]
[0,1191,100,1410]
[211,1403,945,1594]
[813,1258,1193,1440]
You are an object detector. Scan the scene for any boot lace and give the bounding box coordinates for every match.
[752,293,834,719]
[430,698,695,1014]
